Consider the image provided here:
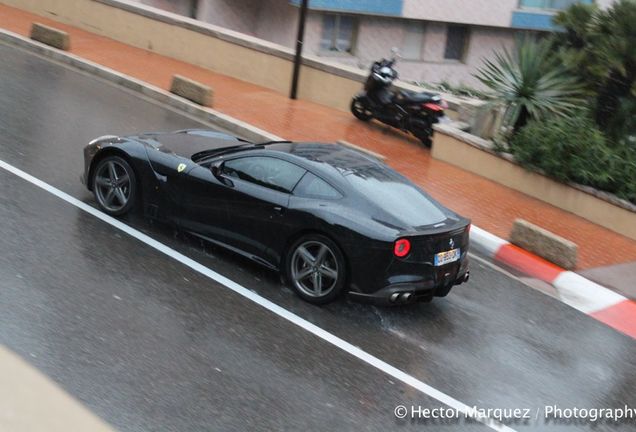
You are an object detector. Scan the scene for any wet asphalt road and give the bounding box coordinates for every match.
[1,43,635,431]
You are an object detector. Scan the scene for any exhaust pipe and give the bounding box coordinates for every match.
[463,271,470,283]
[390,292,400,303]
[401,292,413,303]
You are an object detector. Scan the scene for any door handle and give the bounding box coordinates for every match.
[273,206,283,212]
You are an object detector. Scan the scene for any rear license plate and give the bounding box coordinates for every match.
[434,248,460,266]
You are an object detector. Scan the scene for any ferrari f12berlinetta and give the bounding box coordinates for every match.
[81,129,470,304]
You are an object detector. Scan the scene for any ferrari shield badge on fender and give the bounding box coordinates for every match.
[177,163,187,173]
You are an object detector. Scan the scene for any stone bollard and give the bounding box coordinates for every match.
[169,75,213,107]
[509,219,578,270]
[30,23,70,51]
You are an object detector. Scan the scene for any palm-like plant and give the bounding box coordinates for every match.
[551,3,598,94]
[552,0,636,134]
[474,39,585,135]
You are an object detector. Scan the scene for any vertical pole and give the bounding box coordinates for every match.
[290,0,309,99]
[190,0,199,19]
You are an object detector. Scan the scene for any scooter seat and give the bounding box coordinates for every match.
[395,90,440,104]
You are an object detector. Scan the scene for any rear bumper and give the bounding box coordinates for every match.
[347,270,469,306]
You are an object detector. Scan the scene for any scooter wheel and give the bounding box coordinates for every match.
[350,98,373,121]
[410,124,433,147]
[418,135,432,147]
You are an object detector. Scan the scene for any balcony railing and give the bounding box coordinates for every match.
[519,0,593,11]
[289,0,403,16]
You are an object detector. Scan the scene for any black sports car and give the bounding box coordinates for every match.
[81,129,470,304]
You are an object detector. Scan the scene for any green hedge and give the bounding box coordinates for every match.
[510,113,636,204]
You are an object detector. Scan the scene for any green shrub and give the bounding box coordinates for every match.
[510,113,636,204]
[607,97,636,143]
[613,143,636,203]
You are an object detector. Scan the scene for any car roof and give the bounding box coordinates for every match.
[224,142,383,188]
[264,142,382,172]
[217,141,389,193]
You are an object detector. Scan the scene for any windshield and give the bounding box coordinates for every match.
[191,143,258,162]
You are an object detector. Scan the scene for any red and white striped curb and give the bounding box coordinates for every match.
[471,226,636,339]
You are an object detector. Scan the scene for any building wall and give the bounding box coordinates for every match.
[132,0,602,89]
[196,0,261,34]
[255,0,299,47]
[402,0,519,27]
[354,16,405,65]
[382,21,516,87]
[399,25,516,87]
[138,0,194,16]
[302,13,516,88]
[302,12,327,59]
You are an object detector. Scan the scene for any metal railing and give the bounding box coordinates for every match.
[519,0,592,10]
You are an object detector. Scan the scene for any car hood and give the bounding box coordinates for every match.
[135,130,241,159]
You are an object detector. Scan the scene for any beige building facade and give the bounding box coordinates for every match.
[136,0,612,88]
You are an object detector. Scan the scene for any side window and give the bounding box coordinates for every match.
[402,21,425,60]
[223,156,305,193]
[294,172,342,199]
[444,25,469,61]
[320,14,357,53]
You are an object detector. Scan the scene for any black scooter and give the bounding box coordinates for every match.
[350,53,446,146]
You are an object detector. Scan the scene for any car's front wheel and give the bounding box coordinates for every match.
[285,234,346,304]
[92,155,137,216]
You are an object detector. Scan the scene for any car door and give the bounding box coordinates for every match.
[219,155,306,265]
[169,163,235,244]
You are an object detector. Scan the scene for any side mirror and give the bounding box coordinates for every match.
[211,160,224,179]
[390,46,401,60]
[210,160,233,187]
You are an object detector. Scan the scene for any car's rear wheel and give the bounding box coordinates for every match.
[93,155,137,216]
[285,234,346,304]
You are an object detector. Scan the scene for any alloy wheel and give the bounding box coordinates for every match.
[290,240,339,298]
[94,159,132,213]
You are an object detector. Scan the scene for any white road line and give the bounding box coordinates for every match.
[0,159,516,432]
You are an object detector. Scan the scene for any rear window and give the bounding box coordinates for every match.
[345,169,446,226]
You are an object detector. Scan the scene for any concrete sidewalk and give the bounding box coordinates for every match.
[2,4,636,272]
[0,345,116,432]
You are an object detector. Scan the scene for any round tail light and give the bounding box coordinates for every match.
[394,238,411,257]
